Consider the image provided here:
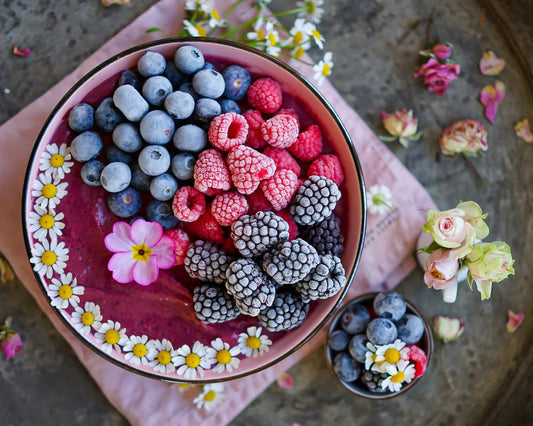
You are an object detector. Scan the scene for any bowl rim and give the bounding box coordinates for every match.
[325,292,433,399]
[21,36,367,383]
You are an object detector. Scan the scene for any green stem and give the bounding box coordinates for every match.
[223,0,247,20]
[263,7,309,19]
[441,344,455,390]
[277,51,314,66]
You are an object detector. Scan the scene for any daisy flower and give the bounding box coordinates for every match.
[313,51,333,86]
[263,21,281,57]
[30,239,69,279]
[374,339,410,370]
[28,205,65,243]
[193,383,225,410]
[364,341,387,373]
[94,320,128,354]
[247,17,266,42]
[32,173,68,210]
[147,338,177,374]
[206,338,241,373]
[306,24,325,50]
[173,341,211,380]
[238,326,272,358]
[173,383,194,392]
[381,359,416,392]
[71,301,103,335]
[183,19,206,37]
[207,8,225,29]
[39,143,74,180]
[284,18,312,50]
[366,184,394,215]
[185,0,211,13]
[296,0,325,24]
[47,272,84,309]
[123,334,152,366]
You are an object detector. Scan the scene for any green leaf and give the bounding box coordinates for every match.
[418,240,441,254]
[409,132,423,141]
[378,135,398,143]
[466,270,473,291]
[398,137,410,148]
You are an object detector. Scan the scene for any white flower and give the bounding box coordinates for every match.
[94,320,128,354]
[28,205,65,243]
[364,341,386,372]
[123,335,152,366]
[183,20,206,37]
[39,143,74,180]
[147,338,177,374]
[309,26,325,50]
[206,338,241,373]
[284,18,312,50]
[263,21,281,57]
[366,184,393,216]
[71,301,102,335]
[185,0,211,13]
[208,8,225,29]
[374,339,410,370]
[313,51,333,86]
[238,326,272,358]
[173,341,211,380]
[381,359,416,392]
[296,0,325,24]
[30,239,69,279]
[32,173,68,210]
[246,18,266,42]
[193,383,225,410]
[47,272,84,309]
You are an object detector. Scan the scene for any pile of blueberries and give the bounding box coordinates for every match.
[67,45,251,226]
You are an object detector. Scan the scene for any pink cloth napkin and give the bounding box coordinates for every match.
[0,0,436,424]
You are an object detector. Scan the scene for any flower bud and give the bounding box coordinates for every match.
[381,109,418,138]
[1,333,23,360]
[431,44,452,61]
[439,119,488,156]
[433,316,464,343]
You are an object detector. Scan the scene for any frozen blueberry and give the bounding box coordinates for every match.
[106,145,134,165]
[138,145,171,176]
[194,98,221,123]
[118,69,142,90]
[178,82,200,101]
[172,124,207,152]
[192,69,225,99]
[108,187,142,218]
[348,334,369,363]
[397,313,425,345]
[68,103,94,132]
[113,85,149,122]
[340,303,370,334]
[130,162,152,191]
[163,61,185,88]
[202,62,216,70]
[95,98,123,132]
[146,199,179,230]
[164,91,195,120]
[70,131,103,162]
[80,160,105,186]
[112,123,143,153]
[137,51,166,77]
[100,162,132,193]
[222,65,251,101]
[220,99,240,114]
[174,45,205,74]
[373,292,407,321]
[172,152,196,181]
[142,76,173,106]
[150,173,179,201]
[139,110,175,145]
[333,352,360,383]
[366,318,398,345]
[328,329,350,352]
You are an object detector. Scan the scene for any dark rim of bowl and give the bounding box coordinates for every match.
[325,292,433,399]
[21,37,368,383]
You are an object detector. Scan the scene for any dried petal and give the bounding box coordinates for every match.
[277,372,294,389]
[506,310,524,333]
[12,44,30,57]
[480,81,505,123]
[514,119,533,143]
[101,0,131,6]
[479,51,506,76]
[0,257,15,284]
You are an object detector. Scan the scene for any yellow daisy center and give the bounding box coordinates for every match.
[211,9,220,20]
[257,29,265,40]
[41,250,57,266]
[294,46,305,59]
[204,390,216,402]
[158,350,172,365]
[133,343,147,358]
[216,349,232,365]
[268,32,277,45]
[58,284,72,299]
[195,25,206,37]
[185,353,201,368]
[372,353,384,365]
[246,336,261,349]
[105,329,120,345]
[307,1,316,14]
[293,31,303,44]
[322,63,331,77]
[42,183,57,199]
[178,383,189,388]
[131,242,152,262]
[50,154,65,168]
[391,371,405,383]
[312,29,321,40]
[384,348,400,364]
[39,214,55,229]
[81,312,95,325]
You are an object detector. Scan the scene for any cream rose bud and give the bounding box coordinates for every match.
[423,248,459,290]
[456,200,489,240]
[381,109,418,137]
[423,208,467,248]
[439,119,488,156]
[433,316,464,343]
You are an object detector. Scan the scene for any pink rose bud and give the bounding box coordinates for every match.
[381,109,419,138]
[414,58,460,97]
[439,119,488,156]
[423,248,459,290]
[2,333,23,360]
[431,44,452,61]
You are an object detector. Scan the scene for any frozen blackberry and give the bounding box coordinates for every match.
[193,283,240,324]
[184,240,233,284]
[295,254,346,302]
[230,211,289,258]
[258,288,309,332]
[225,259,276,316]
[290,176,341,226]
[361,370,388,393]
[301,214,344,256]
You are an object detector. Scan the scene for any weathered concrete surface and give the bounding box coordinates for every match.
[0,0,531,425]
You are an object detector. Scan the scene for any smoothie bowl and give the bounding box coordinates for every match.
[22,38,366,383]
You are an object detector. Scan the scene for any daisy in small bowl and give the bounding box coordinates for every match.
[193,383,225,411]
[173,341,211,380]
[31,173,68,210]
[373,339,410,370]
[364,341,387,373]
[206,337,241,373]
[381,359,416,392]
[147,338,177,374]
[30,238,69,279]
[28,205,65,243]
[238,326,272,358]
[71,301,102,335]
[123,335,152,366]
[95,320,128,354]
[39,143,74,180]
[47,272,84,309]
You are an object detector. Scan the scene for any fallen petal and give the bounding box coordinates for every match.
[506,310,524,333]
[494,81,506,103]
[480,85,496,106]
[101,0,131,6]
[12,44,30,57]
[514,119,533,143]
[479,50,506,75]
[277,372,294,389]
[484,101,499,124]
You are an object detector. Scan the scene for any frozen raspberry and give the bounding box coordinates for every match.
[163,228,190,265]
[260,169,299,211]
[222,236,239,255]
[193,149,231,194]
[262,146,301,176]
[278,108,300,129]
[277,209,299,241]
[261,114,299,148]
[226,145,276,194]
[246,188,272,214]
[247,77,282,113]
[243,109,266,149]
[307,154,344,185]
[407,345,428,379]
[211,192,249,226]
[208,112,249,151]
[184,210,225,245]
[289,124,323,162]
[172,186,206,222]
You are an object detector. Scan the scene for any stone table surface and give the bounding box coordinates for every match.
[1,0,532,425]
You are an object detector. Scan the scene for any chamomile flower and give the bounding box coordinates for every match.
[366,184,394,216]
[174,383,194,392]
[30,239,69,279]
[284,18,312,50]
[47,272,84,309]
[193,383,225,410]
[364,341,387,372]
[238,326,272,358]
[381,359,416,392]
[246,18,266,42]
[28,205,65,243]
[32,173,68,210]
[206,338,241,373]
[309,26,325,50]
[147,338,177,374]
[39,143,74,180]
[263,21,281,57]
[185,0,212,13]
[313,51,333,86]
[183,19,206,37]
[374,339,409,369]
[95,320,128,354]
[123,334,152,366]
[173,341,211,380]
[71,301,102,335]
[296,0,325,24]
[208,8,225,29]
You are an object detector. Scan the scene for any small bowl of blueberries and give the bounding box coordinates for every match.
[325,291,433,399]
